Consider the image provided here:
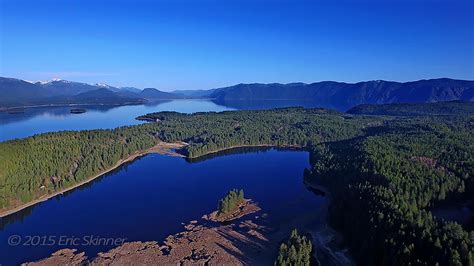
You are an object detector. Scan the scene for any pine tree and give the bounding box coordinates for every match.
[275,229,313,266]
[217,188,245,217]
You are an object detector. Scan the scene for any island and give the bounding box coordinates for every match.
[69,108,87,114]
[25,195,270,265]
[204,189,261,223]
[1,101,473,265]
[25,191,317,265]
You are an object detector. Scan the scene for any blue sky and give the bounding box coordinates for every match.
[1,0,473,91]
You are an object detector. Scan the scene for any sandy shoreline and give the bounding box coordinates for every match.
[0,142,187,218]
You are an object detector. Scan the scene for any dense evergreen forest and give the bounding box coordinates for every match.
[275,229,313,266]
[306,114,474,265]
[137,108,376,158]
[0,102,473,264]
[347,101,474,116]
[0,126,158,207]
[1,108,373,210]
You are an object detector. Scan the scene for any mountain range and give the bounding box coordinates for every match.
[0,77,472,109]
[0,77,185,108]
[208,78,474,109]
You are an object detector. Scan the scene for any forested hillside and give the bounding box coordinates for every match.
[348,101,474,116]
[0,103,472,264]
[0,127,157,207]
[0,108,375,210]
[138,108,374,158]
[211,78,474,109]
[306,115,474,265]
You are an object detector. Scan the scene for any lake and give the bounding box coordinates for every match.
[0,99,345,142]
[0,99,353,264]
[0,100,233,142]
[0,148,351,265]
[431,202,474,230]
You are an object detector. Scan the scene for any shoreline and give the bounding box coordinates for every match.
[0,142,187,218]
[0,98,207,112]
[0,143,300,218]
[25,199,268,265]
[187,143,303,159]
[0,102,146,111]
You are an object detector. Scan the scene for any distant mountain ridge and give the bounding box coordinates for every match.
[209,78,474,110]
[1,76,473,109]
[0,78,53,102]
[140,88,186,99]
[172,89,217,98]
[0,77,184,108]
[36,79,112,96]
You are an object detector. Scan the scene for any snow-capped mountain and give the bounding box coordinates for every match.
[0,77,147,107]
[36,79,111,96]
[95,83,114,89]
[35,78,72,85]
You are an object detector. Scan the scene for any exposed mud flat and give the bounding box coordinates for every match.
[22,249,87,266]
[24,202,275,265]
[24,189,355,266]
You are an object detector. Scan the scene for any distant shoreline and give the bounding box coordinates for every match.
[0,142,187,218]
[0,98,211,112]
[0,102,143,112]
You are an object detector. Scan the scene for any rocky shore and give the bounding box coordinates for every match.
[204,199,261,223]
[24,201,273,265]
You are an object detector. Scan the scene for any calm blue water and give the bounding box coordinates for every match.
[0,99,344,142]
[0,100,234,142]
[0,148,327,265]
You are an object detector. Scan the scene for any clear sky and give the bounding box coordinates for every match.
[1,0,473,91]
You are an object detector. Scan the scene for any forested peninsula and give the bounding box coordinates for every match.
[0,102,473,265]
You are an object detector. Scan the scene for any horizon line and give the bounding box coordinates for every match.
[1,75,473,92]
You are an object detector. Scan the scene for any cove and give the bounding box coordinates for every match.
[0,148,351,265]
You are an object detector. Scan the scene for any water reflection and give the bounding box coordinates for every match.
[0,100,233,141]
[0,158,145,234]
[211,99,348,111]
[0,104,141,125]
[185,146,305,163]
[431,201,474,230]
[0,99,352,142]
[0,148,334,263]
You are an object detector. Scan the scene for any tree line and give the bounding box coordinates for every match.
[0,103,473,264]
